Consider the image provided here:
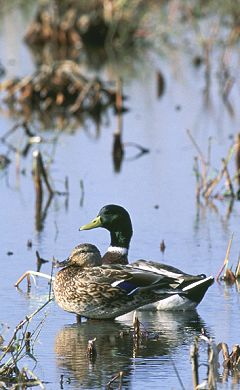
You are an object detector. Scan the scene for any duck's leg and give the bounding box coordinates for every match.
[14,270,55,288]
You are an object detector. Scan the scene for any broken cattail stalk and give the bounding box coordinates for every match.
[207,136,212,167]
[207,341,218,390]
[113,133,124,172]
[36,250,49,272]
[223,77,234,102]
[220,342,232,370]
[33,150,54,231]
[14,270,55,288]
[116,78,123,131]
[193,156,202,202]
[222,158,234,197]
[231,344,240,368]
[187,129,207,189]
[224,268,236,283]
[217,342,230,363]
[69,80,94,113]
[37,151,53,195]
[25,331,31,353]
[113,78,124,172]
[203,163,225,199]
[133,311,141,341]
[106,371,123,389]
[27,239,32,248]
[14,271,31,290]
[218,342,240,369]
[156,70,165,98]
[160,240,166,253]
[87,337,97,362]
[190,338,199,389]
[235,255,240,278]
[33,150,43,202]
[235,134,240,189]
[79,179,84,207]
[65,176,69,193]
[216,233,234,281]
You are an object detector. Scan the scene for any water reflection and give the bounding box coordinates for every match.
[194,198,235,235]
[219,367,240,387]
[23,0,151,76]
[54,311,207,388]
[55,321,132,388]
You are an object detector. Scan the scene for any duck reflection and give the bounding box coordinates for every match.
[55,320,132,388]
[55,310,208,388]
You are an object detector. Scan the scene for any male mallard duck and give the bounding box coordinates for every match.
[53,243,183,319]
[79,205,214,311]
[80,205,132,265]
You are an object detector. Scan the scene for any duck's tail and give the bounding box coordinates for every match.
[181,275,214,304]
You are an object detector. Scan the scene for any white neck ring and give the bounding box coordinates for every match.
[107,246,128,255]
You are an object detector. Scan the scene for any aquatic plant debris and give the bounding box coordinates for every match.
[0,299,52,388]
[24,0,149,51]
[0,61,117,127]
[106,371,123,390]
[32,149,69,231]
[188,129,240,201]
[190,330,240,388]
[216,234,240,284]
[87,337,97,362]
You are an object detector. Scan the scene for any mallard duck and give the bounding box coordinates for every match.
[53,243,183,319]
[80,205,132,265]
[79,205,214,311]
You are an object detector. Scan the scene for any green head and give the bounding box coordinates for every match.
[79,204,133,249]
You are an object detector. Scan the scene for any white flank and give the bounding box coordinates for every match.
[139,276,214,311]
[139,295,198,311]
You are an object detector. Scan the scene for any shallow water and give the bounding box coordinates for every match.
[1,4,240,389]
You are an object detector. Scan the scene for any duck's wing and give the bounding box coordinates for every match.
[85,265,179,296]
[121,265,179,294]
[131,261,214,307]
[132,259,209,288]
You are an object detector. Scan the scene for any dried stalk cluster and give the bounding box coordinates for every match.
[0,61,116,125]
[191,333,240,389]
[188,130,240,202]
[216,234,240,283]
[24,0,140,50]
[0,299,52,388]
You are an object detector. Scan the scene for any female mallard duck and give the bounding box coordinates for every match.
[79,205,214,311]
[53,243,182,319]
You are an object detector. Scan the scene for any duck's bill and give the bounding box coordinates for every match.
[79,216,102,231]
[53,258,70,268]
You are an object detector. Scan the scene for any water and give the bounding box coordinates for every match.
[1,3,240,389]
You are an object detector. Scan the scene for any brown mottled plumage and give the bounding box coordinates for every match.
[53,243,179,319]
[102,249,128,265]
